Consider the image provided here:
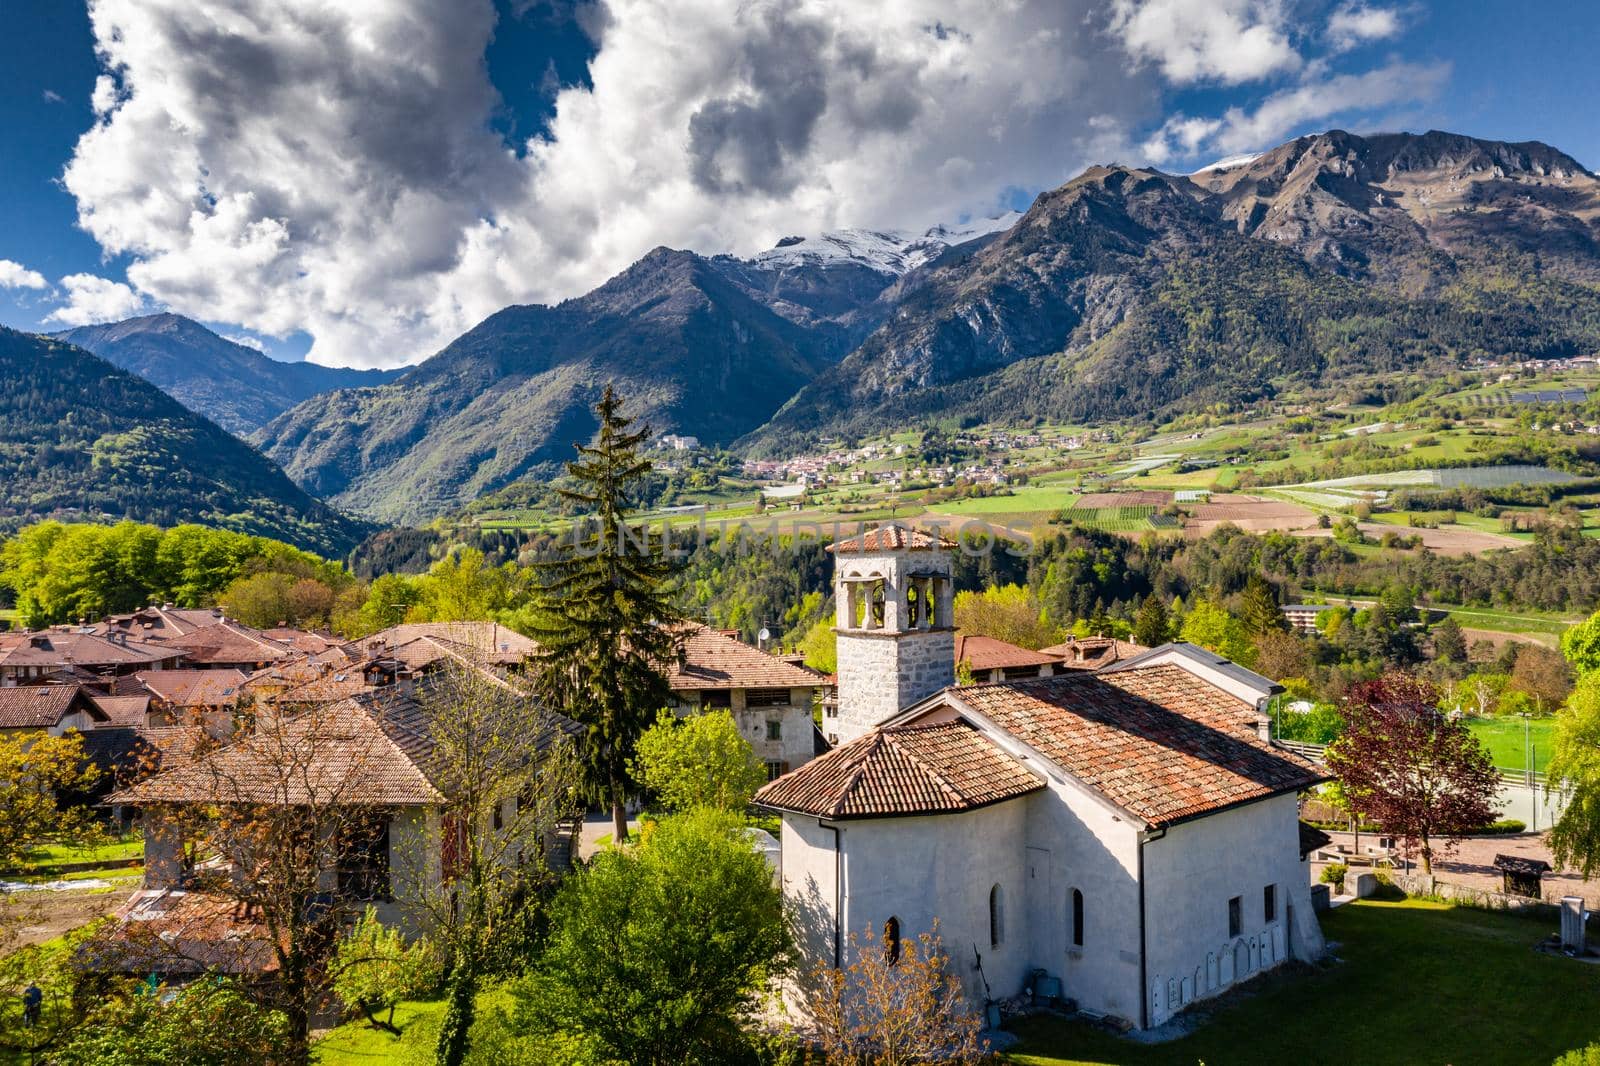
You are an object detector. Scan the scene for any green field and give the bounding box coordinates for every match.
[1007,899,1600,1066]
[1062,505,1157,531]
[938,488,1081,515]
[1464,716,1557,774]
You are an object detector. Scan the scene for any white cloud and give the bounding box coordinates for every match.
[42,89,64,104]
[223,332,267,352]
[1108,0,1300,85]
[0,260,48,290]
[1206,59,1450,155]
[63,0,1165,368]
[1327,4,1404,52]
[1141,115,1223,165]
[44,273,148,326]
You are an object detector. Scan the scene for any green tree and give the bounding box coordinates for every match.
[633,710,767,813]
[0,730,107,871]
[952,584,1058,649]
[1562,609,1600,676]
[798,615,837,674]
[47,979,291,1066]
[1240,575,1287,636]
[509,809,787,1065]
[1131,594,1171,648]
[331,908,441,1035]
[1546,673,1600,878]
[1179,598,1255,666]
[1432,616,1468,663]
[526,386,685,845]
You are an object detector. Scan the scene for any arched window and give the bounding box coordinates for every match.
[884,916,901,965]
[870,582,886,627]
[906,583,921,627]
[1071,889,1084,948]
[989,884,1004,948]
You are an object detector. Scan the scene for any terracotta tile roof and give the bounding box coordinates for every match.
[166,621,296,666]
[827,524,956,553]
[109,697,446,807]
[753,721,1044,819]
[108,676,581,809]
[90,694,152,728]
[136,669,247,708]
[348,622,535,666]
[1298,821,1333,859]
[953,665,1324,826]
[261,628,340,654]
[954,634,1061,672]
[95,607,224,641]
[1039,636,1147,670]
[0,685,105,728]
[668,623,826,691]
[0,629,181,669]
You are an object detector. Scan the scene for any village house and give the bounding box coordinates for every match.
[755,526,1327,1031]
[953,633,1062,683]
[0,684,109,739]
[1040,635,1148,671]
[0,628,185,686]
[667,623,827,779]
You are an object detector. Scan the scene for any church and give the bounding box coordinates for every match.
[754,526,1327,1030]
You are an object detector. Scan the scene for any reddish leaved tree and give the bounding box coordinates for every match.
[1325,673,1499,876]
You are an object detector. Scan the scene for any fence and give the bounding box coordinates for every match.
[1275,740,1565,826]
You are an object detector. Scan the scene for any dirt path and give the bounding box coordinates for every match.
[4,882,139,949]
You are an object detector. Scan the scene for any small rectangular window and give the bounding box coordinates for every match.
[766,720,783,741]
[1228,896,1242,938]
[1263,884,1277,923]
[765,760,788,781]
[747,688,791,707]
[702,689,731,708]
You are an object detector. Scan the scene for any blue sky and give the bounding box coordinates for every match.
[1,0,1596,367]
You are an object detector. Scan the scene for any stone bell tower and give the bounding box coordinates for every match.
[827,525,955,746]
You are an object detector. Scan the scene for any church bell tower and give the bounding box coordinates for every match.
[827,525,956,746]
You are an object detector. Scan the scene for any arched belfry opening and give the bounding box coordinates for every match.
[827,525,957,745]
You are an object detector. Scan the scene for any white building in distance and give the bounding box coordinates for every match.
[756,526,1327,1031]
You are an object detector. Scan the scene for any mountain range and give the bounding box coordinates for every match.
[0,327,368,555]
[52,313,402,434]
[18,128,1600,529]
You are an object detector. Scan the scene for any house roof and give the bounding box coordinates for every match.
[137,669,247,708]
[0,685,106,728]
[95,606,225,641]
[0,629,181,669]
[827,524,955,553]
[668,623,826,691]
[90,694,152,728]
[347,622,535,666]
[951,665,1323,827]
[1102,641,1281,700]
[1493,853,1552,875]
[83,889,278,975]
[108,677,582,809]
[166,621,296,666]
[1039,636,1147,670]
[954,634,1060,672]
[1298,821,1333,859]
[754,721,1044,819]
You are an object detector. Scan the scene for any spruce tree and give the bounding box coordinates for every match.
[526,386,683,844]
[1131,594,1171,648]
[1240,575,1288,636]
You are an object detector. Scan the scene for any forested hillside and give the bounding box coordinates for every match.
[0,328,368,556]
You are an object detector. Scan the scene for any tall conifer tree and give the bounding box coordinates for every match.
[527,386,683,844]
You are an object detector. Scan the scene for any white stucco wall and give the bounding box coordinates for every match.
[1141,792,1324,1026]
[1018,772,1145,1024]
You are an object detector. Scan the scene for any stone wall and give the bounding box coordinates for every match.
[834,628,954,745]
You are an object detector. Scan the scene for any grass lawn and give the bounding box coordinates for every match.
[1464,716,1558,774]
[1006,899,1600,1066]
[19,836,143,869]
[315,999,448,1064]
[939,488,1080,515]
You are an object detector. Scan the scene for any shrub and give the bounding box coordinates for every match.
[1478,819,1527,835]
[1321,863,1348,890]
[1554,1044,1600,1066]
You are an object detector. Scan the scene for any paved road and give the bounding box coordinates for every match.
[576,810,642,861]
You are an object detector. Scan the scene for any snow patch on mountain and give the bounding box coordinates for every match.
[1191,153,1263,175]
[754,211,1022,275]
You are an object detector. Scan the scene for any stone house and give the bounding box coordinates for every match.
[755,526,1327,1031]
[667,623,827,779]
[953,633,1062,683]
[98,679,581,975]
[0,684,109,739]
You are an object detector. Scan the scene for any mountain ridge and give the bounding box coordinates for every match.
[53,313,403,435]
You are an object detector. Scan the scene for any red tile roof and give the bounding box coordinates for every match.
[954,634,1061,672]
[166,622,296,666]
[90,694,152,728]
[753,721,1044,819]
[348,622,535,666]
[0,685,105,728]
[668,623,826,691]
[137,669,247,708]
[827,524,956,553]
[1039,636,1147,670]
[0,629,181,669]
[953,665,1324,826]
